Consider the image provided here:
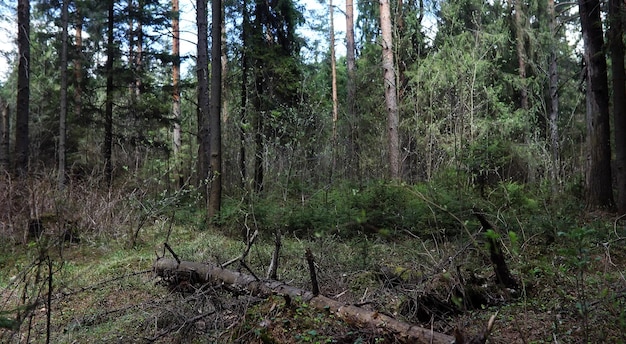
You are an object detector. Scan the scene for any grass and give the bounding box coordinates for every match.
[1,177,626,343]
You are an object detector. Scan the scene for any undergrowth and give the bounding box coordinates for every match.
[1,172,625,343]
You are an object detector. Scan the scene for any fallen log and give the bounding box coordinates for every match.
[153,258,455,344]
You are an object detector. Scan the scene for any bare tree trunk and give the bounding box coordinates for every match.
[345,0,359,181]
[253,77,264,192]
[329,0,338,181]
[579,0,614,210]
[610,0,626,214]
[58,0,69,189]
[104,0,115,185]
[252,0,264,193]
[380,0,400,180]
[74,11,83,132]
[547,0,560,191]
[196,0,211,195]
[0,100,9,172]
[15,0,30,177]
[239,0,249,189]
[135,0,143,98]
[172,0,182,188]
[513,0,528,111]
[208,0,222,219]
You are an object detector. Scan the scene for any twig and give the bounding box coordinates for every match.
[221,229,259,268]
[55,270,152,300]
[164,242,181,264]
[239,261,260,282]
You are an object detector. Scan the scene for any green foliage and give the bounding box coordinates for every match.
[225,181,474,240]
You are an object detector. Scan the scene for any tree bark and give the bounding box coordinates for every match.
[104,0,115,185]
[0,100,9,172]
[239,0,249,189]
[380,0,400,180]
[610,0,626,215]
[58,0,69,189]
[547,0,561,191]
[252,0,264,193]
[74,10,83,137]
[345,0,359,182]
[16,0,30,176]
[196,0,211,194]
[513,0,528,111]
[579,0,614,210]
[153,258,455,344]
[172,0,182,188]
[208,0,222,219]
[330,0,338,181]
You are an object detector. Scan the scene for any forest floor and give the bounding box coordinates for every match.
[1,213,626,343]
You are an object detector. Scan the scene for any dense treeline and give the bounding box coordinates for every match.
[0,0,624,220]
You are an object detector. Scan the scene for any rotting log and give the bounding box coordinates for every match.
[153,258,455,344]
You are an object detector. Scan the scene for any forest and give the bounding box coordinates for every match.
[1,0,626,342]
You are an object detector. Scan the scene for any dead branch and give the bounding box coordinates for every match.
[153,258,455,344]
[473,212,518,289]
[305,248,319,296]
[221,229,258,268]
[266,229,281,279]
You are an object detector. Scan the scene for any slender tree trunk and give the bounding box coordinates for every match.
[380,0,400,180]
[513,0,528,111]
[74,11,83,130]
[129,0,144,176]
[548,0,560,191]
[252,0,264,193]
[253,75,264,192]
[208,0,222,219]
[172,0,182,188]
[59,0,69,189]
[579,0,614,209]
[329,0,338,181]
[345,0,358,181]
[196,0,211,194]
[135,0,143,98]
[0,100,9,172]
[239,0,249,189]
[15,0,30,176]
[104,0,115,185]
[610,0,626,214]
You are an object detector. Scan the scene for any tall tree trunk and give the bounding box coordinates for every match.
[208,0,222,219]
[239,0,249,189]
[0,100,9,172]
[345,0,358,181]
[252,0,264,193]
[329,0,338,181]
[548,0,560,191]
[513,0,528,111]
[380,0,400,180]
[253,74,264,192]
[196,0,211,195]
[579,0,614,209]
[74,11,83,132]
[610,0,626,214]
[129,0,144,176]
[135,0,143,98]
[58,0,69,189]
[15,0,30,176]
[104,0,115,185]
[172,0,182,188]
